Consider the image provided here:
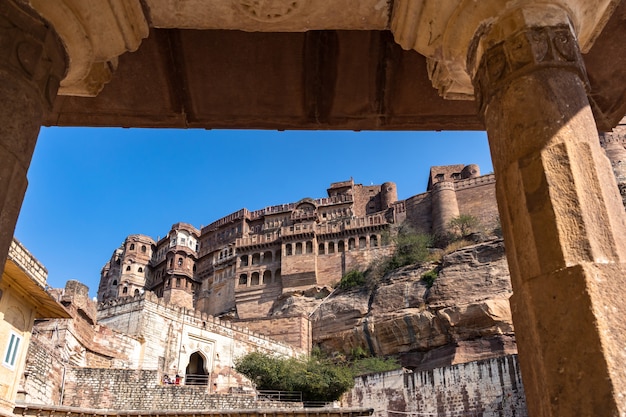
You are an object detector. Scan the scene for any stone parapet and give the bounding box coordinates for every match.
[7,238,48,288]
[453,173,496,190]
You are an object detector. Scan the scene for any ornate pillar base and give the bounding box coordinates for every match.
[471,6,626,416]
[0,0,66,277]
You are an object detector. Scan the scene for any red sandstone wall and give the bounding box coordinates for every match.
[455,176,499,233]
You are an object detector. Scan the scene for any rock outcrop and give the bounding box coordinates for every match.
[298,238,516,370]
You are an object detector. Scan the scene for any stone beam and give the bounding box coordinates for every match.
[143,0,390,31]
[20,0,148,96]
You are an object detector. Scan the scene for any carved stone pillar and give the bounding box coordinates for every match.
[0,1,66,278]
[469,6,626,416]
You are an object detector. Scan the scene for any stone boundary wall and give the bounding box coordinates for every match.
[341,354,527,417]
[61,368,273,410]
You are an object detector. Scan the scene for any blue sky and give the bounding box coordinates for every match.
[14,127,493,297]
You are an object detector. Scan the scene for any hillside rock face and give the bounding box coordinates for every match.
[306,239,516,370]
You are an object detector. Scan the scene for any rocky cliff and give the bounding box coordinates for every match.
[275,238,516,370]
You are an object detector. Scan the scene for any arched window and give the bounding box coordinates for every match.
[134,289,140,296]
[112,280,117,286]
[263,251,272,263]
[138,267,143,273]
[126,265,131,271]
[169,258,173,268]
[130,244,135,250]
[178,258,183,266]
[370,235,378,247]
[359,236,366,249]
[176,277,181,287]
[328,242,335,254]
[263,270,272,284]
[252,253,260,265]
[318,243,325,255]
[122,287,128,294]
[141,245,147,253]
[286,244,293,256]
[348,238,356,250]
[305,241,313,254]
[251,272,260,285]
[295,242,303,255]
[239,274,248,286]
[240,255,249,266]
[338,241,345,252]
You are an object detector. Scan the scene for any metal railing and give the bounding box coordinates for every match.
[257,390,302,403]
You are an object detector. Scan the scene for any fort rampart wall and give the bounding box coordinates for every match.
[341,354,526,417]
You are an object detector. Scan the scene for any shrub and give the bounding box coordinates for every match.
[420,268,439,288]
[448,214,480,238]
[339,269,366,289]
[350,356,400,376]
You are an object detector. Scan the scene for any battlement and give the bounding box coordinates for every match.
[454,173,496,190]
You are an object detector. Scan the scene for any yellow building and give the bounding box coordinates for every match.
[0,239,69,416]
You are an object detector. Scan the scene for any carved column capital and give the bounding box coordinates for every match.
[21,0,149,97]
[471,22,588,118]
[0,0,66,110]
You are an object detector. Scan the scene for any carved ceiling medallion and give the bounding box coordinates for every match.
[235,0,306,23]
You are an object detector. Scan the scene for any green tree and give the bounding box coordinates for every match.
[234,352,354,402]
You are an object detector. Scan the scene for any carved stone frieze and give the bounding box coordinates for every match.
[0,0,66,109]
[234,0,306,23]
[472,24,588,116]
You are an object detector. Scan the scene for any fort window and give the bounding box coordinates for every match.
[252,253,260,265]
[263,270,272,284]
[176,277,181,287]
[134,289,140,296]
[263,251,272,263]
[370,235,379,247]
[178,258,183,266]
[338,241,345,252]
[193,264,197,272]
[328,242,335,253]
[318,243,325,255]
[435,173,444,182]
[348,238,355,250]
[122,287,128,294]
[452,173,461,180]
[169,259,173,268]
[240,255,249,266]
[126,266,131,271]
[239,274,247,286]
[112,280,117,286]
[286,244,292,256]
[138,267,143,273]
[3,332,22,369]
[359,237,366,249]
[116,258,120,265]
[141,245,146,253]
[295,242,303,255]
[306,241,313,254]
[251,272,260,285]
[130,243,135,250]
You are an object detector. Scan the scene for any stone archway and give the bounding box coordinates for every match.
[184,351,209,386]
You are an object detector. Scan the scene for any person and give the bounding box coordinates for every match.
[175,374,181,385]
[162,374,171,385]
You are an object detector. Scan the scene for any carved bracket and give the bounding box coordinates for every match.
[23,0,148,97]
